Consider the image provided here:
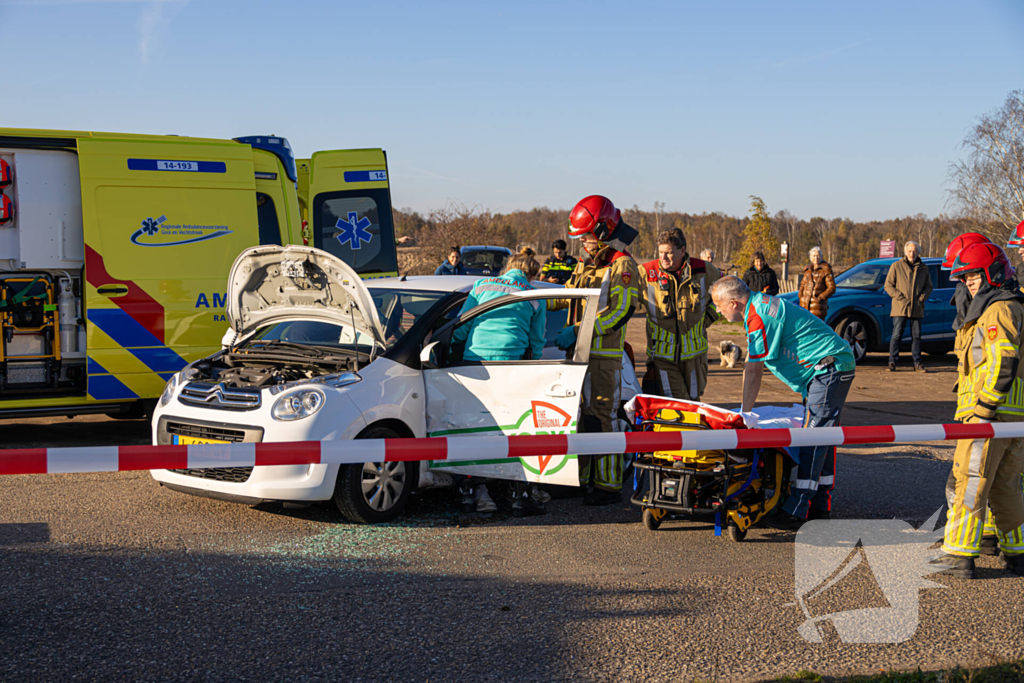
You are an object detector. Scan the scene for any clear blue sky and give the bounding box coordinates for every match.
[2,0,1021,221]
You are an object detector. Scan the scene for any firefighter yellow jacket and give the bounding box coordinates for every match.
[955,299,1024,421]
[639,256,720,363]
[549,247,640,360]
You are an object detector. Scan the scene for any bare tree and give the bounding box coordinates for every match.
[419,201,493,272]
[811,217,842,263]
[654,200,665,232]
[947,89,1024,240]
[773,209,800,258]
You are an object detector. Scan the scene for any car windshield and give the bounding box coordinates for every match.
[462,250,508,270]
[369,288,448,347]
[245,289,447,353]
[834,263,889,290]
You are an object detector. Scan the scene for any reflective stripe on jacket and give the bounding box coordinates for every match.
[540,255,578,284]
[639,257,720,363]
[954,299,1024,421]
[548,247,640,359]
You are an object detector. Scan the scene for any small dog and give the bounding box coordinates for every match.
[719,340,744,368]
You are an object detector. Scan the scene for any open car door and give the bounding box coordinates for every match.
[304,149,398,278]
[421,288,599,485]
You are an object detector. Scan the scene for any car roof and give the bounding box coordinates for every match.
[461,245,512,253]
[366,275,561,294]
[855,257,943,266]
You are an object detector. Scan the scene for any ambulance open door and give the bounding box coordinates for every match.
[306,149,398,278]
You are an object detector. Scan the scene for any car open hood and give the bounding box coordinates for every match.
[225,245,385,345]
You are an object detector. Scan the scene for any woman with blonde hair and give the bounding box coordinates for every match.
[450,246,548,516]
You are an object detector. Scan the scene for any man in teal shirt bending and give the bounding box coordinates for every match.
[711,276,856,530]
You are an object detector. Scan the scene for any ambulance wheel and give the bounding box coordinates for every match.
[333,426,411,524]
[728,523,747,542]
[643,508,662,531]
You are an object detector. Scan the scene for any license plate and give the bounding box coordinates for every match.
[173,435,229,445]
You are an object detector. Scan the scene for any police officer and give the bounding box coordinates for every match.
[541,239,579,284]
[639,228,720,400]
[549,195,640,506]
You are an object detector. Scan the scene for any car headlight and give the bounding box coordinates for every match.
[159,373,178,407]
[272,388,326,421]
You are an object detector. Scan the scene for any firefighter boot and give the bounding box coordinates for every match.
[979,536,1000,556]
[458,479,475,514]
[1001,553,1024,576]
[512,482,545,518]
[930,553,977,580]
[583,486,621,507]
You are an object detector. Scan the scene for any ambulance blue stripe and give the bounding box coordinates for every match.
[343,170,387,183]
[87,308,188,374]
[88,375,138,400]
[87,357,107,375]
[129,347,188,373]
[88,308,163,348]
[127,159,227,173]
[158,372,177,382]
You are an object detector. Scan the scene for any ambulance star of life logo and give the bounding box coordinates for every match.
[334,212,373,250]
[141,215,165,235]
[790,508,947,643]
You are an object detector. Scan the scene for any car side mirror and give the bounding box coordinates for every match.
[420,341,441,369]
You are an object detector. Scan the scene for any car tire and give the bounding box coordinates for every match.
[834,314,870,363]
[333,426,412,524]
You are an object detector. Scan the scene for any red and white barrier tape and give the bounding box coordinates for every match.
[0,421,1020,477]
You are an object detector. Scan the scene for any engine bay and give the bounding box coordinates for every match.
[187,344,359,389]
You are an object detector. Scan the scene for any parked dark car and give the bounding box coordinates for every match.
[460,246,512,276]
[779,257,955,362]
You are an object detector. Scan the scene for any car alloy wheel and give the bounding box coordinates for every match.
[837,317,868,362]
[361,461,407,512]
[333,425,414,523]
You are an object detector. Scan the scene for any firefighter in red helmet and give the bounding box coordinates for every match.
[1007,220,1024,265]
[549,195,640,506]
[931,241,1024,578]
[942,233,1024,558]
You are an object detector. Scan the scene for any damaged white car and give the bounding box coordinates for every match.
[151,245,637,523]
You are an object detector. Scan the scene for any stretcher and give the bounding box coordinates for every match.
[625,395,795,541]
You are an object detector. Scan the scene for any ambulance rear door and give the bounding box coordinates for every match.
[251,148,301,246]
[307,149,398,278]
[76,136,259,403]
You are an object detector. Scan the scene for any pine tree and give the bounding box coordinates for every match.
[736,195,780,269]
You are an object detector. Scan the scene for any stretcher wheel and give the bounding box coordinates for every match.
[727,524,746,542]
[643,509,662,531]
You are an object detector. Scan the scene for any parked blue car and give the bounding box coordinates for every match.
[460,246,512,276]
[779,257,956,362]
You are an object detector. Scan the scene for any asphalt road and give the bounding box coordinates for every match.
[1,320,1022,683]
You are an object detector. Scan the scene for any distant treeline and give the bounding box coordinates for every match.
[395,202,991,273]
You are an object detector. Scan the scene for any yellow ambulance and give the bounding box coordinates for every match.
[0,128,397,418]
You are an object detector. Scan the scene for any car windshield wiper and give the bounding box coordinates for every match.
[238,340,326,357]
